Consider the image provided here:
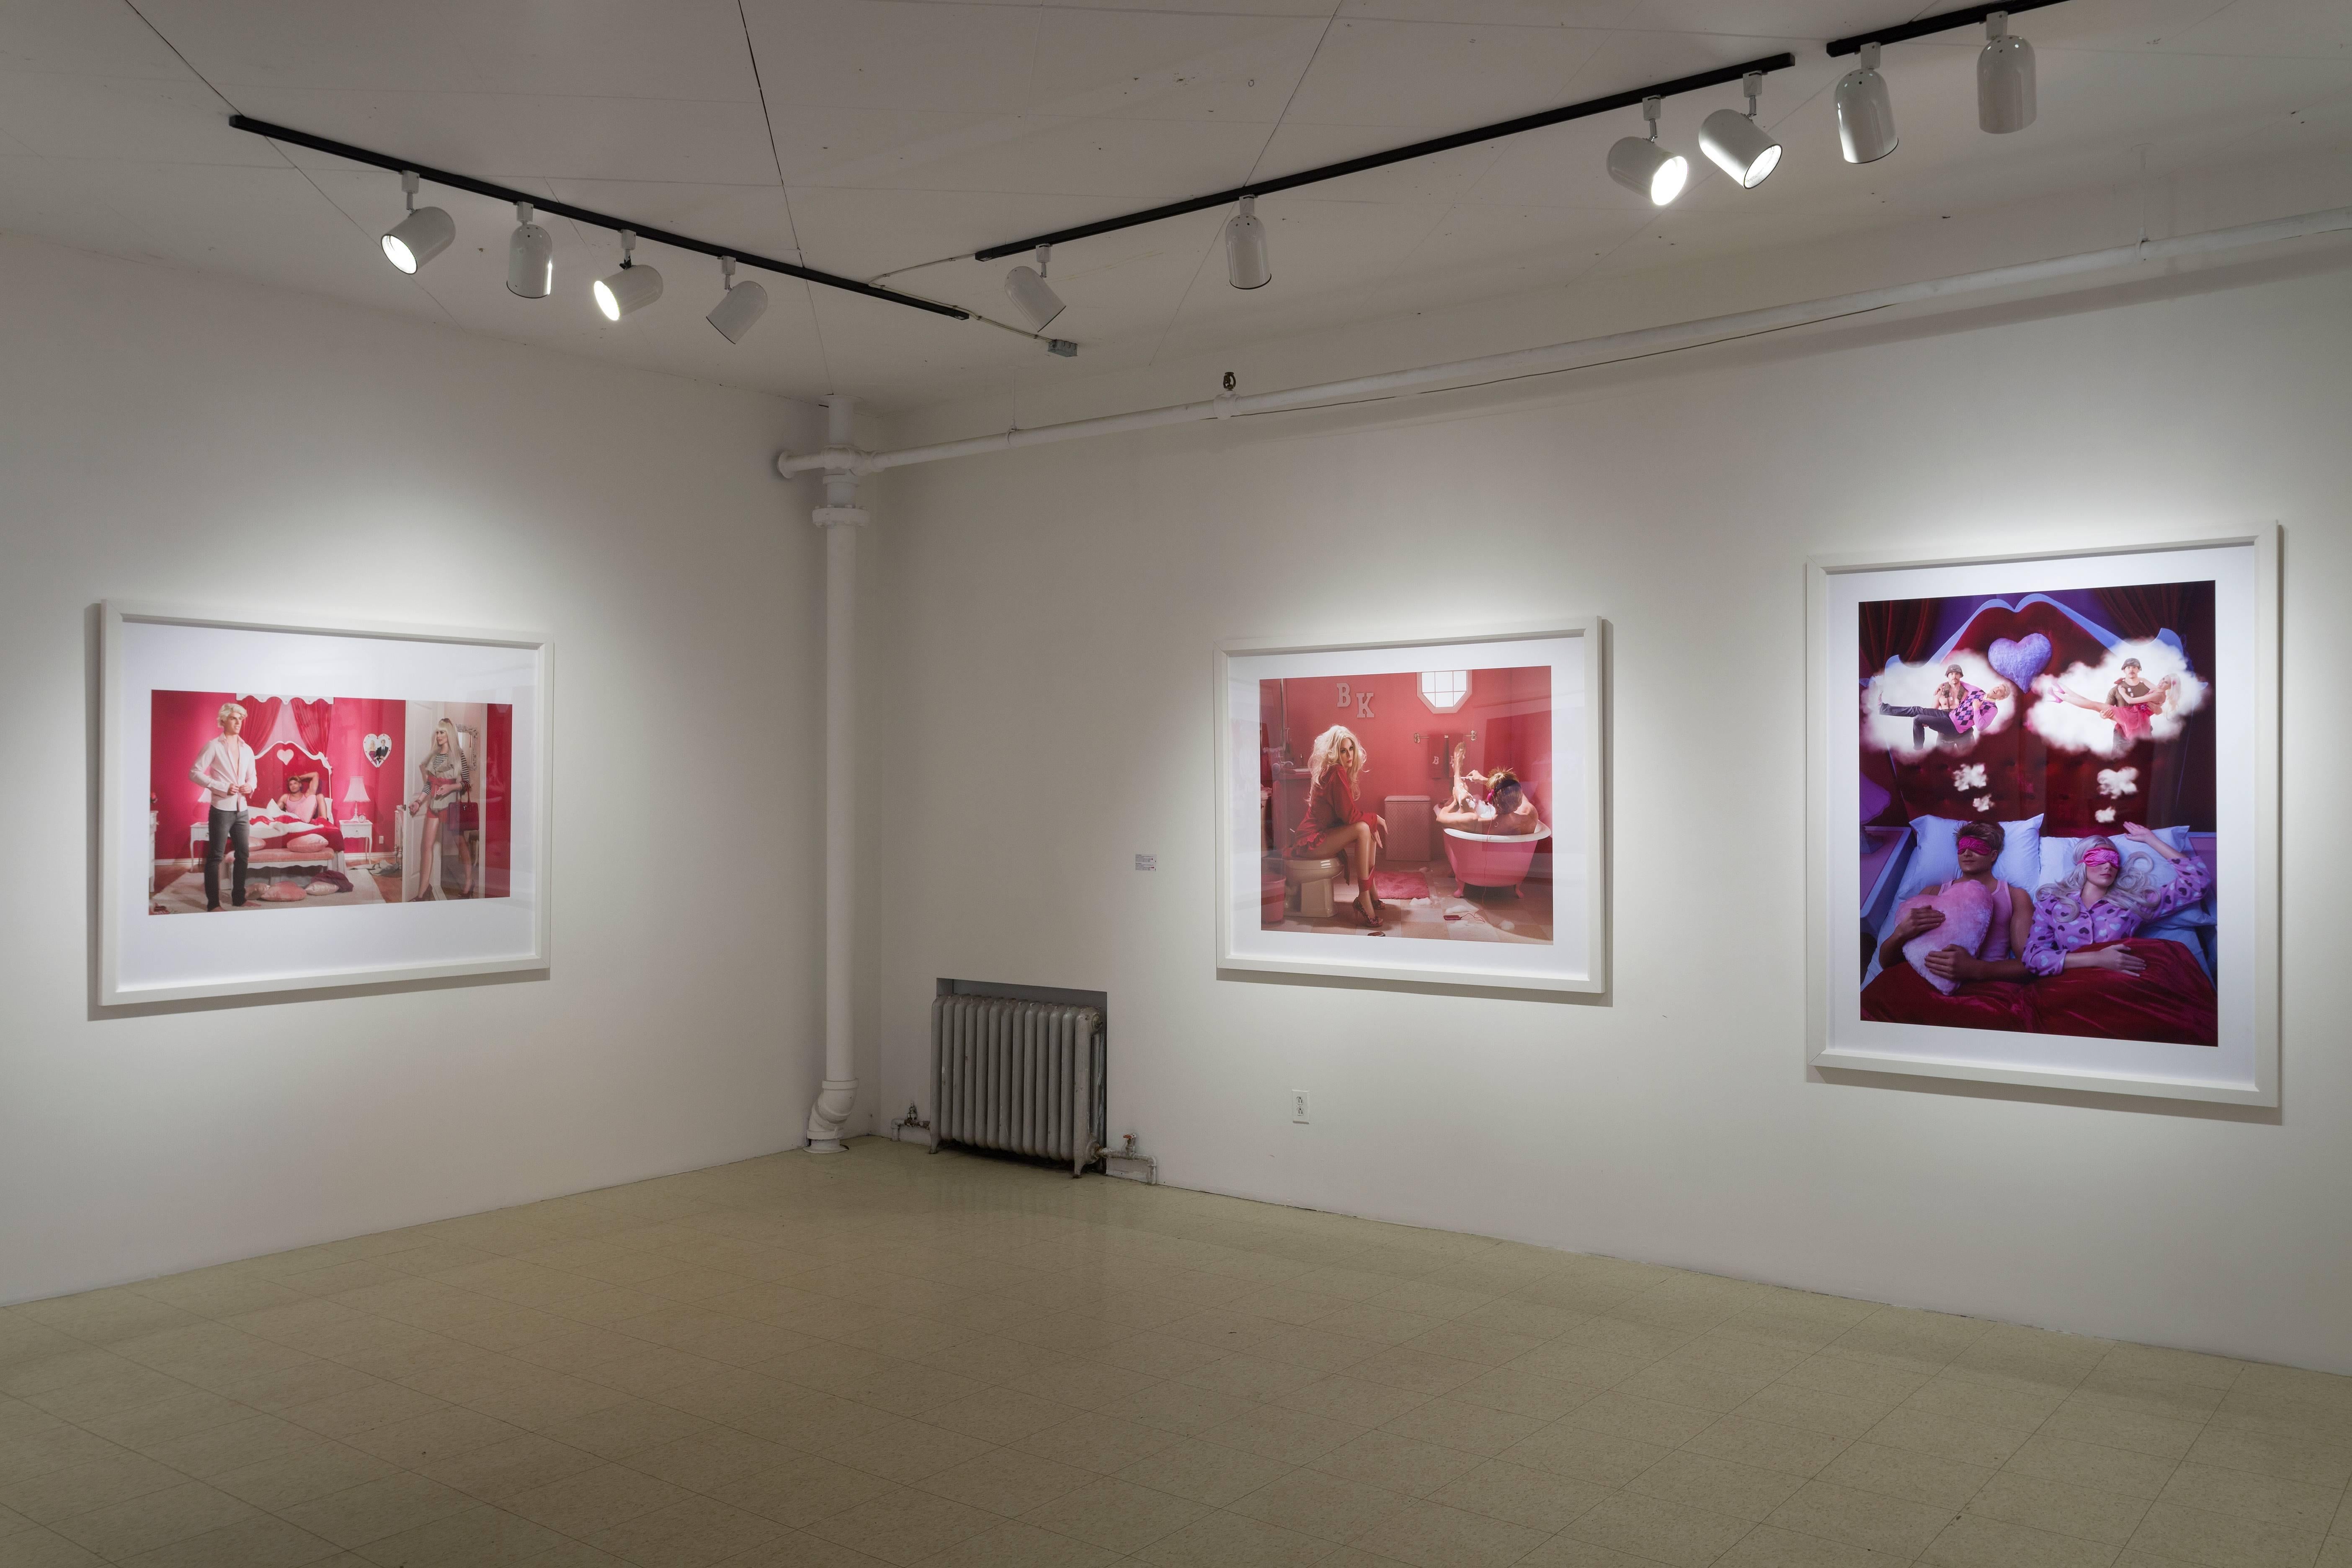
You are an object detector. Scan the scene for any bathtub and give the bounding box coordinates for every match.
[1442,824,1550,895]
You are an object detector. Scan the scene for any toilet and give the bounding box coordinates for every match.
[1283,855,1345,918]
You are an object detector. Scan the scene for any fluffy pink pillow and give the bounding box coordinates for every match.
[284,833,330,852]
[258,881,309,902]
[1901,879,1994,995]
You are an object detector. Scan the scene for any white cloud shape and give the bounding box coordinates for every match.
[1862,651,2019,761]
[1952,763,1988,792]
[2097,767,2139,799]
[2026,639,2209,757]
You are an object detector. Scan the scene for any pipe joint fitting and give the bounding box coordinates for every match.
[805,1077,858,1152]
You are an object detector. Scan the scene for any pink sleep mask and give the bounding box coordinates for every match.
[1954,833,1997,854]
[2080,843,2123,868]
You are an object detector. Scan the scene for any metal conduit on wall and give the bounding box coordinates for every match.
[780,205,2352,481]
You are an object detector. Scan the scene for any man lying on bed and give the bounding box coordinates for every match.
[249,772,337,854]
[1862,821,2037,1031]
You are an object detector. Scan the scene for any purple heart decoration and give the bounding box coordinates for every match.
[1987,632,2051,690]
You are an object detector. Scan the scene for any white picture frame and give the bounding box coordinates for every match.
[1215,620,1607,995]
[99,601,554,1006]
[1805,527,2278,1105]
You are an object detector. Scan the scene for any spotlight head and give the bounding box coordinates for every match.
[1698,72,1781,189]
[1004,245,1065,331]
[1978,12,2036,134]
[381,171,454,274]
[1607,95,1688,206]
[593,230,662,321]
[1224,194,1271,290]
[706,256,769,343]
[506,201,552,299]
[1836,41,1898,164]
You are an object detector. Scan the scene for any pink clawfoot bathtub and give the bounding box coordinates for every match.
[1442,825,1550,895]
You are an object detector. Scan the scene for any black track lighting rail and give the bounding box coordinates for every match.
[227,114,972,320]
[970,52,1797,264]
[1827,0,2071,57]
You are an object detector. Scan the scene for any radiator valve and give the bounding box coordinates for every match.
[1104,1133,1158,1184]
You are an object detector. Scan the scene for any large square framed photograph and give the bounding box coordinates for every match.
[99,601,552,1006]
[1805,528,2277,1104]
[1216,622,1605,994]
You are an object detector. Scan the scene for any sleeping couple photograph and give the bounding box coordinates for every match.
[150,689,511,914]
[1260,666,1553,943]
[1856,578,2219,1046]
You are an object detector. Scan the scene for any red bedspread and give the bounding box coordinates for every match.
[1860,938,2215,1046]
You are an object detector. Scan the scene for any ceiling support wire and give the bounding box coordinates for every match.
[735,0,832,385]
[118,1,466,330]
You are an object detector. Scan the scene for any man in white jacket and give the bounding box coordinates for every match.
[189,701,256,910]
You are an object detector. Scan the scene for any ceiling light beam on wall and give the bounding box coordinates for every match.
[229,114,969,321]
[1825,0,2068,56]
[970,53,1795,264]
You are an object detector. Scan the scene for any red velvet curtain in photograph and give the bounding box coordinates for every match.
[2091,582,2217,831]
[1857,601,1940,825]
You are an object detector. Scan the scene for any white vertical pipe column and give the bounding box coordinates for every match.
[805,395,864,1153]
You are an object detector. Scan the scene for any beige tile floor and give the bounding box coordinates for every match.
[3,1140,2347,1568]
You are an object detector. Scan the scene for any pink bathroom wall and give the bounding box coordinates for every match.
[1268,665,1553,846]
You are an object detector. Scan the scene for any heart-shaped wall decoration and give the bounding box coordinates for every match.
[364,733,392,767]
[1987,633,2052,690]
[276,748,294,765]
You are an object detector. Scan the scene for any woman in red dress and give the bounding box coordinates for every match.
[1292,725,1387,928]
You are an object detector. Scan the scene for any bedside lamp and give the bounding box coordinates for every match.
[341,775,370,823]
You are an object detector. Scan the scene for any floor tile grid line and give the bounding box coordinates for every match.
[4,1147,2352,1561]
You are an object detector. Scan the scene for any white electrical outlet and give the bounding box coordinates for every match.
[1290,1091,1309,1124]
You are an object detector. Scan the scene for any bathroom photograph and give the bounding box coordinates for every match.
[1259,666,1553,942]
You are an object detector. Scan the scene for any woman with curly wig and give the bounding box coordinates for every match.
[1292,725,1387,928]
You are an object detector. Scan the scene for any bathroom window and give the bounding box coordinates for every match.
[1417,670,1470,713]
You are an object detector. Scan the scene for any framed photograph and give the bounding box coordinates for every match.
[1805,528,2277,1104]
[99,601,552,1006]
[1216,621,1605,994]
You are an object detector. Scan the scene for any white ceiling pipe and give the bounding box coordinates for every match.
[779,204,2352,481]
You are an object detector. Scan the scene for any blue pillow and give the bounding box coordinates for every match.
[1894,815,2045,905]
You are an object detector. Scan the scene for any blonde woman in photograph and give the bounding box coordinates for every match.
[1292,724,1387,928]
[407,717,475,898]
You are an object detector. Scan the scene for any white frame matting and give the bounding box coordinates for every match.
[1805,528,2278,1105]
[100,601,554,1006]
[1216,620,1607,995]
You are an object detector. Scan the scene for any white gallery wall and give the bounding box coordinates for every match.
[862,259,2352,1373]
[0,232,827,1306]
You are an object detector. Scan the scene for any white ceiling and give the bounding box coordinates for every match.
[3,0,2347,412]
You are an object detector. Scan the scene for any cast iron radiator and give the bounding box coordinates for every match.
[930,994,1105,1177]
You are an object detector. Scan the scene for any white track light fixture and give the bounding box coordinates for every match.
[380,170,454,274]
[1004,244,1065,332]
[1699,71,1782,189]
[1836,41,1899,164]
[1225,195,1271,289]
[706,255,769,343]
[1607,96,1689,206]
[1978,11,2037,133]
[506,201,552,299]
[593,230,663,321]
